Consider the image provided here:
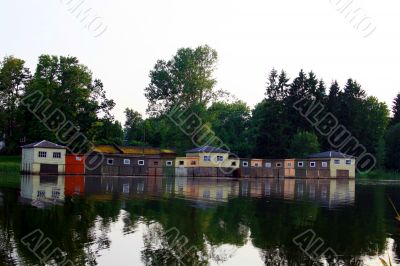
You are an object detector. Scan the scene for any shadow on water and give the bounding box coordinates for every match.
[0,174,399,265]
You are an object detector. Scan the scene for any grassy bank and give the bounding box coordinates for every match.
[0,156,21,173]
[0,156,21,188]
[357,169,400,180]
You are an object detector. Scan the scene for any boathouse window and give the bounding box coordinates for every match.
[322,162,328,167]
[179,160,184,166]
[107,158,114,165]
[166,161,173,166]
[38,151,47,158]
[334,159,340,165]
[37,190,45,198]
[231,161,237,166]
[243,161,249,167]
[287,162,292,167]
[190,160,197,165]
[53,152,61,158]
[298,161,304,167]
[254,162,260,167]
[216,156,224,162]
[154,161,159,166]
[52,188,60,199]
[123,159,131,165]
[346,159,352,165]
[265,162,271,168]
[310,161,316,167]
[123,184,130,194]
[276,163,282,167]
[138,160,145,166]
[204,155,211,161]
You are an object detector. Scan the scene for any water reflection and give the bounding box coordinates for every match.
[20,175,65,207]
[19,175,356,207]
[0,175,399,265]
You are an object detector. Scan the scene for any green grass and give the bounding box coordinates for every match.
[357,169,400,180]
[0,156,21,188]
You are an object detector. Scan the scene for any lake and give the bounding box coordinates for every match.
[1,175,400,265]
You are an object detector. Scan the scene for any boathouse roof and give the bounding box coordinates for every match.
[307,151,355,159]
[21,140,66,149]
[186,146,229,153]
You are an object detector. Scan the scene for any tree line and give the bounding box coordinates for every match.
[1,46,400,171]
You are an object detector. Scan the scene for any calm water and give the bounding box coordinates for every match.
[1,175,400,265]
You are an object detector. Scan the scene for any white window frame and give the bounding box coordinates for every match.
[53,152,61,158]
[310,161,316,168]
[242,161,249,167]
[203,155,211,162]
[265,162,272,168]
[345,159,352,165]
[298,161,304,167]
[216,155,224,162]
[123,159,131,165]
[138,160,145,166]
[38,151,47,158]
[107,158,114,165]
[166,160,173,166]
[334,159,340,165]
[322,162,328,168]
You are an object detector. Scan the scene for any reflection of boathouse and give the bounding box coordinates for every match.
[20,175,65,206]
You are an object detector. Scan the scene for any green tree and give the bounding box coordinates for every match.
[250,99,289,158]
[145,45,218,117]
[207,101,251,156]
[391,92,400,125]
[124,108,144,145]
[0,56,31,153]
[288,131,320,158]
[385,123,400,170]
[94,118,124,145]
[22,55,115,145]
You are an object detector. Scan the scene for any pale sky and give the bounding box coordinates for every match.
[1,0,399,123]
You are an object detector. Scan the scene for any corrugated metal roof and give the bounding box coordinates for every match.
[186,146,228,153]
[307,151,355,159]
[21,140,66,149]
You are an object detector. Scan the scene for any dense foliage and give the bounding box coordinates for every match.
[0,46,398,170]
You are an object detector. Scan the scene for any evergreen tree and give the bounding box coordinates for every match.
[385,123,400,170]
[391,93,400,125]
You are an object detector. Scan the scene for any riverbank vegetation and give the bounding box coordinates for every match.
[1,45,400,176]
[0,156,21,187]
[357,169,400,180]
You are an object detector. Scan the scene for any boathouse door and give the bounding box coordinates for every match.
[40,164,58,174]
[336,170,349,178]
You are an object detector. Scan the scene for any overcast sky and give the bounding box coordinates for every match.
[1,0,399,122]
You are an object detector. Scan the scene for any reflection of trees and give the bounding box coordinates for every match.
[141,223,208,265]
[0,180,396,265]
[0,188,123,265]
[0,189,19,265]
